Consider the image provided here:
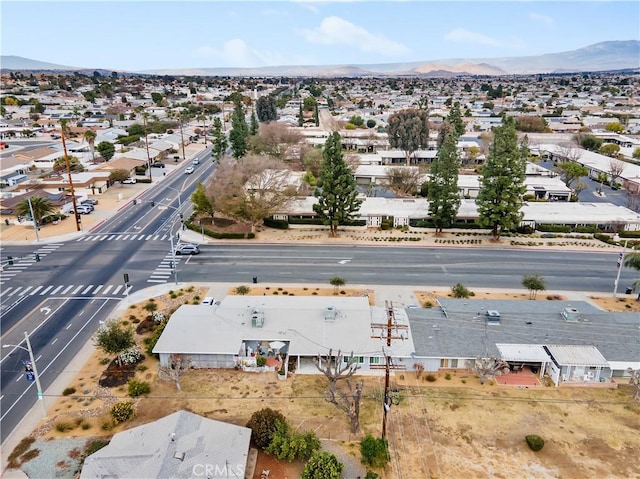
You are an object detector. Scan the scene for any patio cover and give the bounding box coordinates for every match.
[496,344,550,362]
[546,344,609,367]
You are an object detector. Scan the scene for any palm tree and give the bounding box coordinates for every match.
[15,196,55,225]
[624,253,640,300]
[329,276,346,295]
[84,129,97,163]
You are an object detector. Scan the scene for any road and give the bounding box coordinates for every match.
[0,149,214,443]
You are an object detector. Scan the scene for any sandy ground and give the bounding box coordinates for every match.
[6,285,639,479]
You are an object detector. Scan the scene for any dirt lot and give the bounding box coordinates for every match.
[11,286,640,479]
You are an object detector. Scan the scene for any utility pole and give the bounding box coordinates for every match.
[60,119,81,231]
[143,112,152,182]
[370,301,408,441]
[179,113,186,161]
[27,196,40,242]
[613,239,629,298]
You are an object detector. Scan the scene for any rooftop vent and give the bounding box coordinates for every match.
[485,310,501,324]
[561,307,580,322]
[251,308,264,328]
[173,452,185,462]
[324,306,337,321]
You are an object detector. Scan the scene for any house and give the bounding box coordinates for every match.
[153,296,416,375]
[407,298,640,386]
[80,410,251,479]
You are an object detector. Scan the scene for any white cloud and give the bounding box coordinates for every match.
[444,28,503,47]
[297,16,410,56]
[529,12,554,28]
[193,39,266,68]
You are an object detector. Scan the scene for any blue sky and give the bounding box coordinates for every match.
[2,1,639,71]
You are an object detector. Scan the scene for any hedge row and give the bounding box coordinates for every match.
[184,221,251,240]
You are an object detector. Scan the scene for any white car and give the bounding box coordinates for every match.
[192,158,200,165]
[122,177,137,184]
[185,166,195,175]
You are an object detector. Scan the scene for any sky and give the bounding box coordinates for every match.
[1,0,639,71]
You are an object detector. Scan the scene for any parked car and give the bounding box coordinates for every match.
[184,166,195,175]
[122,177,137,184]
[71,205,92,215]
[77,203,94,211]
[151,162,165,168]
[201,296,215,305]
[81,198,99,205]
[174,244,199,255]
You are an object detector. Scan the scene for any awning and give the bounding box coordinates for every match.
[546,344,609,367]
[496,344,550,362]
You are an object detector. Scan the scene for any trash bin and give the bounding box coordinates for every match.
[253,276,258,284]
[625,287,633,295]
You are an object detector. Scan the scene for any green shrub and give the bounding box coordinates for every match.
[266,421,321,461]
[62,387,76,396]
[111,401,136,423]
[425,374,437,382]
[128,379,151,397]
[525,434,545,451]
[445,373,452,380]
[256,356,267,367]
[360,434,389,468]
[246,408,288,450]
[235,285,250,295]
[55,422,74,432]
[301,451,344,479]
[451,283,471,298]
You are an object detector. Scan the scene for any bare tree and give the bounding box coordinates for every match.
[344,153,360,173]
[627,368,640,401]
[209,155,297,233]
[384,167,422,196]
[608,158,626,186]
[314,349,363,433]
[466,356,510,385]
[626,190,640,213]
[158,354,191,392]
[557,145,583,164]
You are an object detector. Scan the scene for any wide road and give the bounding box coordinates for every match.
[0,149,215,443]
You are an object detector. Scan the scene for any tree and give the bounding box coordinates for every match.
[256,95,277,122]
[211,117,227,161]
[608,158,626,186]
[157,353,191,392]
[93,320,135,366]
[229,98,248,158]
[605,121,624,134]
[191,182,215,223]
[151,92,163,106]
[384,167,422,197]
[249,110,259,136]
[574,133,603,152]
[466,356,510,385]
[301,451,344,479]
[522,274,546,299]
[451,283,471,298]
[447,101,465,138]
[249,122,302,159]
[360,434,389,468]
[53,155,84,173]
[96,141,115,161]
[15,196,55,225]
[627,368,640,401]
[428,127,461,233]
[314,349,363,433]
[109,169,131,183]
[556,161,588,189]
[476,117,527,240]
[210,155,296,233]
[329,276,345,294]
[387,108,430,165]
[265,421,321,462]
[600,143,620,158]
[246,408,287,449]
[633,147,640,160]
[84,129,97,163]
[313,132,362,237]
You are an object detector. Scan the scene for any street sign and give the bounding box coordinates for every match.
[25,372,35,382]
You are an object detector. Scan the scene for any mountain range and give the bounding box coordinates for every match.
[2,40,639,77]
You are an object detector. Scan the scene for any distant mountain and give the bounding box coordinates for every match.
[2,41,638,77]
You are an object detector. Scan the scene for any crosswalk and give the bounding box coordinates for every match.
[0,244,64,286]
[1,283,132,299]
[75,233,174,242]
[147,254,184,283]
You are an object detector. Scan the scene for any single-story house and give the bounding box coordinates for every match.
[153,296,416,375]
[80,410,251,479]
[98,157,147,177]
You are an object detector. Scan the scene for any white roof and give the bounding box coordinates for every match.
[496,343,551,362]
[546,344,609,367]
[608,361,640,371]
[153,296,415,358]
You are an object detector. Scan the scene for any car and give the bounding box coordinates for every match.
[71,205,92,215]
[184,166,195,175]
[78,203,94,211]
[192,158,200,165]
[201,296,215,305]
[175,244,199,255]
[151,162,165,168]
[122,177,137,184]
[81,198,98,205]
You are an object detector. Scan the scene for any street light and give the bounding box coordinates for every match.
[3,331,47,419]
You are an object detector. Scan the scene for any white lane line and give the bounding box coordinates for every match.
[40,286,53,295]
[81,285,93,295]
[147,279,167,283]
[101,285,113,295]
[30,286,43,295]
[61,285,74,294]
[21,286,33,295]
[50,285,63,295]
[107,235,116,240]
[71,285,84,295]
[66,323,72,330]
[51,338,58,345]
[35,355,42,362]
[112,285,123,295]
[93,285,103,294]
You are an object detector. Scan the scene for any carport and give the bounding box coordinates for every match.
[496,343,552,377]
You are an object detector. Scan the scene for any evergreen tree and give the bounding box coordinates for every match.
[250,110,259,136]
[256,95,277,122]
[447,101,465,138]
[298,102,304,127]
[428,125,461,233]
[314,103,319,127]
[313,132,362,237]
[190,182,215,223]
[229,98,248,158]
[387,108,430,165]
[211,117,227,161]
[476,117,527,240]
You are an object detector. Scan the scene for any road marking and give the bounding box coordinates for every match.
[92,285,103,294]
[66,323,72,330]
[101,285,113,295]
[82,285,93,295]
[15,376,21,383]
[35,355,41,362]
[40,286,53,295]
[51,338,58,345]
[30,286,43,295]
[338,259,351,264]
[5,287,18,296]
[61,285,74,294]
[121,235,130,240]
[50,285,63,295]
[99,235,108,241]
[21,286,33,295]
[107,235,116,240]
[71,285,84,295]
[147,279,167,283]
[112,285,122,295]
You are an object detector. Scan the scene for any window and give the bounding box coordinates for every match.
[369,357,381,365]
[440,359,450,368]
[343,356,364,363]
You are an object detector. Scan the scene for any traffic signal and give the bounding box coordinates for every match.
[35,253,40,262]
[151,201,155,207]
[617,252,623,268]
[132,199,137,205]
[179,213,183,219]
[123,273,130,284]
[7,256,13,265]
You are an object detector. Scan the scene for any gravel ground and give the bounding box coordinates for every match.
[17,437,100,479]
[321,439,367,479]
